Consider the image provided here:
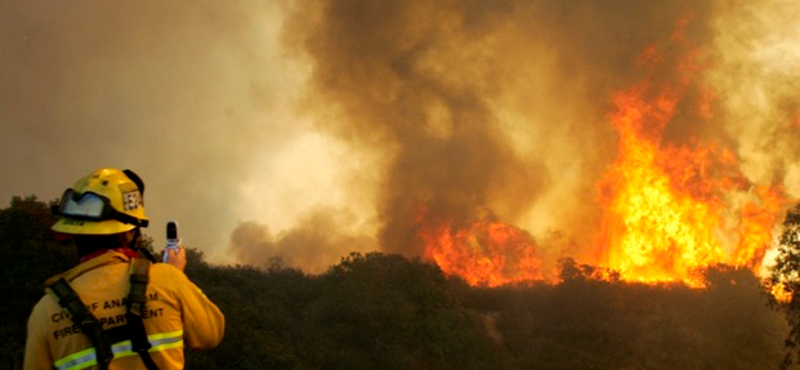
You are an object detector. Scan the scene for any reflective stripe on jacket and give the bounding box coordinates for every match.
[54,330,183,370]
[24,250,225,370]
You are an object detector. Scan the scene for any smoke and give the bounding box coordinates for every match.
[0,1,311,260]
[229,206,374,273]
[3,0,798,273]
[706,0,800,195]
[283,0,716,265]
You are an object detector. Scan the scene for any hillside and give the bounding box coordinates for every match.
[1,196,793,369]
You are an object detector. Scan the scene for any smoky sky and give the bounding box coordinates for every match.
[0,1,296,260]
[3,0,799,273]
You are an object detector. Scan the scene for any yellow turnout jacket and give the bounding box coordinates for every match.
[24,250,225,370]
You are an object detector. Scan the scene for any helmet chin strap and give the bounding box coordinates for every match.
[127,228,156,263]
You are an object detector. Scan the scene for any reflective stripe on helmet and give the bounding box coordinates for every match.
[53,330,183,370]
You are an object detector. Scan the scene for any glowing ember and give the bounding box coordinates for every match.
[771,282,793,304]
[419,215,544,287]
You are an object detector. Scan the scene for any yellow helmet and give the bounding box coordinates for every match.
[52,168,150,235]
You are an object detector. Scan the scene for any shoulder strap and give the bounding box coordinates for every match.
[48,278,114,370]
[126,257,160,370]
[46,258,161,370]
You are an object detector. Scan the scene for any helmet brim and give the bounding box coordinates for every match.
[52,217,138,235]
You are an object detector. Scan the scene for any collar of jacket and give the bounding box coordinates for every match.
[45,250,133,285]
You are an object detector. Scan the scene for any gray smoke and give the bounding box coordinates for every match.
[3,0,798,273]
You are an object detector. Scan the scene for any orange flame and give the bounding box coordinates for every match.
[418,214,544,287]
[417,17,788,288]
[597,22,786,285]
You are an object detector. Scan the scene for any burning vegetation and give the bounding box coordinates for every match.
[268,0,800,296]
[418,210,545,287]
[596,19,787,287]
[203,0,800,295]
[409,16,791,288]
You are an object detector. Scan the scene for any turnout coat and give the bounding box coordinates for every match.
[24,250,225,370]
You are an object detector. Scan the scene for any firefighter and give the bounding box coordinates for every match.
[24,168,224,370]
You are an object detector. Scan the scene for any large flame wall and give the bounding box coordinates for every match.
[597,20,786,284]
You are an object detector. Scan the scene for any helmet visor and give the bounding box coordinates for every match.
[59,190,110,219]
[55,189,148,227]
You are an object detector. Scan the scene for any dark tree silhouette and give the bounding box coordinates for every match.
[768,203,800,369]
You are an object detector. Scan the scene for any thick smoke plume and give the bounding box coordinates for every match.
[279,0,724,272]
[3,1,799,273]
[706,0,800,192]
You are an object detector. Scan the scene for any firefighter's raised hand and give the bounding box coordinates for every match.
[163,246,187,272]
